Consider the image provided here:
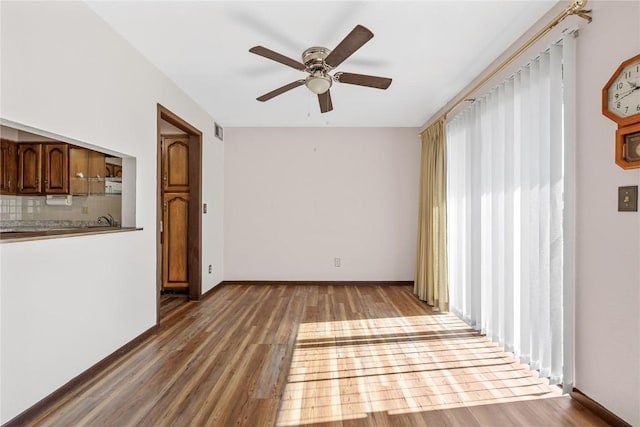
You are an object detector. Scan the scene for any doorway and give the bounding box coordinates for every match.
[156,105,202,322]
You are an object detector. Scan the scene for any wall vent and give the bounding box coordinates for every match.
[214,122,224,141]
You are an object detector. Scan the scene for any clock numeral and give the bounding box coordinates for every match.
[615,93,619,99]
[617,101,621,109]
[624,71,632,79]
[636,104,640,111]
[617,82,625,90]
[624,106,629,113]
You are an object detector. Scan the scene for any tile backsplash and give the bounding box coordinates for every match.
[0,194,122,223]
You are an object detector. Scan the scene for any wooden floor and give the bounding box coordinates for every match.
[159,291,189,319]
[29,284,606,426]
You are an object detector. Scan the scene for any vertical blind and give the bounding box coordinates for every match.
[446,37,575,386]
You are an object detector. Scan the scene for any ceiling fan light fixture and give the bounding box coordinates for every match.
[250,25,391,112]
[305,73,332,94]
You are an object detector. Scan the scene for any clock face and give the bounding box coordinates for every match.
[607,59,640,119]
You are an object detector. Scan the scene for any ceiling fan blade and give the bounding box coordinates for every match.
[257,80,305,102]
[324,25,374,68]
[249,46,306,71]
[318,90,333,113]
[335,72,392,89]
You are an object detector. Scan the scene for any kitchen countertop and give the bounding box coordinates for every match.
[0,226,142,242]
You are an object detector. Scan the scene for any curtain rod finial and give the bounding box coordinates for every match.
[569,0,592,23]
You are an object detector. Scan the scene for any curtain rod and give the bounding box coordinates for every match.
[420,0,592,135]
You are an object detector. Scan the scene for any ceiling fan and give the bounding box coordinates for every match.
[249,25,392,113]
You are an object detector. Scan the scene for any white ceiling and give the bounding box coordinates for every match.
[86,1,558,128]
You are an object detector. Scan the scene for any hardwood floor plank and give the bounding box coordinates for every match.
[159,293,189,319]
[21,285,609,427]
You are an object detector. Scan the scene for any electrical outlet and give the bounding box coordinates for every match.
[334,257,341,267]
[208,264,212,274]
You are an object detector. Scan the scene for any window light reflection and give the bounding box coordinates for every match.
[276,313,561,426]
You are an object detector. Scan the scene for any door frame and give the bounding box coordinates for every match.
[156,104,203,322]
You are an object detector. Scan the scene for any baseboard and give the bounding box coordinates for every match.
[570,388,631,427]
[3,325,157,427]
[220,280,414,286]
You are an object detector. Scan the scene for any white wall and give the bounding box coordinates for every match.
[224,127,420,281]
[0,1,224,423]
[574,1,639,425]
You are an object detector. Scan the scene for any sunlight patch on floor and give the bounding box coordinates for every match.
[276,313,561,426]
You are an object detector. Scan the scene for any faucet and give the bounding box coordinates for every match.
[97,214,115,226]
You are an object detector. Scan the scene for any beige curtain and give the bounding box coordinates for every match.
[414,119,449,312]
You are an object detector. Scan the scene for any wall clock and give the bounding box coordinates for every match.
[602,53,640,169]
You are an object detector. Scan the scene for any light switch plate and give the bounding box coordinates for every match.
[618,186,638,212]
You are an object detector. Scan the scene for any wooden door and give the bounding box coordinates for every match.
[43,143,69,194]
[163,193,190,289]
[18,143,42,194]
[0,139,17,194]
[163,137,190,193]
[162,136,191,290]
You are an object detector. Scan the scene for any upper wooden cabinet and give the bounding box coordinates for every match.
[70,147,86,195]
[10,141,115,196]
[70,147,105,195]
[106,162,122,178]
[17,143,43,194]
[0,139,18,194]
[43,143,69,194]
[89,150,106,194]
[17,143,69,195]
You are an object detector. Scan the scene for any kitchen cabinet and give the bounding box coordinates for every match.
[17,143,43,194]
[17,143,69,194]
[43,143,69,194]
[70,147,105,195]
[0,139,17,194]
[89,151,106,194]
[105,162,122,178]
